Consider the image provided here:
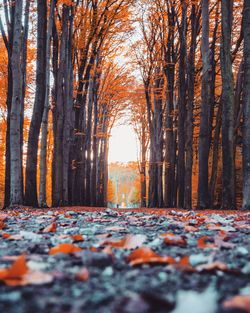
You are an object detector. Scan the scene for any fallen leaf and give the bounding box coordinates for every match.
[0,255,28,280]
[197,236,215,249]
[103,234,146,250]
[0,221,6,230]
[223,295,250,313]
[0,255,53,286]
[71,234,84,242]
[161,233,187,246]
[127,247,175,266]
[43,222,57,233]
[75,267,89,281]
[196,261,228,272]
[49,243,82,255]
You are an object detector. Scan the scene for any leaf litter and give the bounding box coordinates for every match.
[0,207,249,313]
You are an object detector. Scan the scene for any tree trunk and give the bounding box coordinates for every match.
[197,0,212,209]
[9,0,23,205]
[242,0,250,209]
[25,0,47,206]
[184,3,198,209]
[177,0,187,208]
[220,0,235,209]
[39,0,55,207]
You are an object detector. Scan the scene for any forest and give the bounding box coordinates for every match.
[0,0,250,210]
[1,1,250,312]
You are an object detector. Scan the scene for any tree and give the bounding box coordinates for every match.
[220,0,235,209]
[197,0,212,209]
[9,0,24,205]
[25,0,47,206]
[242,0,250,209]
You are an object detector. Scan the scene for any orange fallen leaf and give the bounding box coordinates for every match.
[49,243,82,255]
[0,221,6,230]
[223,295,250,313]
[75,267,89,281]
[127,247,175,266]
[196,261,228,272]
[161,233,187,246]
[0,255,52,286]
[197,236,215,249]
[43,222,57,233]
[71,234,84,242]
[0,255,28,281]
[103,234,146,250]
[184,225,198,232]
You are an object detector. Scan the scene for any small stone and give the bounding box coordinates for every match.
[158,272,168,282]
[189,254,208,266]
[102,266,114,277]
[0,291,21,302]
[235,246,248,256]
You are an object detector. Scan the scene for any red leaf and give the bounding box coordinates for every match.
[49,243,82,255]
[223,295,250,313]
[43,222,57,233]
[127,247,175,266]
[161,233,187,246]
[75,267,89,281]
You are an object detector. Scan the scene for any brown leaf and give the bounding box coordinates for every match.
[127,247,175,266]
[0,255,53,286]
[196,261,228,272]
[103,234,146,250]
[49,243,82,255]
[43,222,57,233]
[161,233,187,246]
[197,236,215,249]
[75,267,89,281]
[223,295,250,313]
[71,234,84,242]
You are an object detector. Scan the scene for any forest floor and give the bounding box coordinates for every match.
[0,207,250,313]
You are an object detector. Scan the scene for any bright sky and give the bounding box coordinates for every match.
[108,124,138,163]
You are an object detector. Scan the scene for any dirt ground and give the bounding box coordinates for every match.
[0,207,250,313]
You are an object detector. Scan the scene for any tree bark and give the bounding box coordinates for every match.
[39,0,55,207]
[198,0,212,209]
[242,0,250,209]
[9,0,23,205]
[25,0,47,206]
[220,0,235,209]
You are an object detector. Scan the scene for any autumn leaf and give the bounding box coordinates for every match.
[197,236,215,249]
[223,295,250,313]
[161,233,187,246]
[196,261,228,272]
[0,255,53,286]
[43,222,57,233]
[0,255,28,281]
[49,243,82,255]
[75,267,89,282]
[102,234,146,250]
[127,247,175,266]
[71,234,84,242]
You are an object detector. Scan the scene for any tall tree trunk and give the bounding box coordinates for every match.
[39,0,55,207]
[25,0,47,206]
[164,3,176,208]
[0,4,15,207]
[9,0,23,205]
[198,0,212,209]
[242,0,250,209]
[177,0,187,208]
[184,3,198,209]
[52,5,69,206]
[220,0,235,209]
